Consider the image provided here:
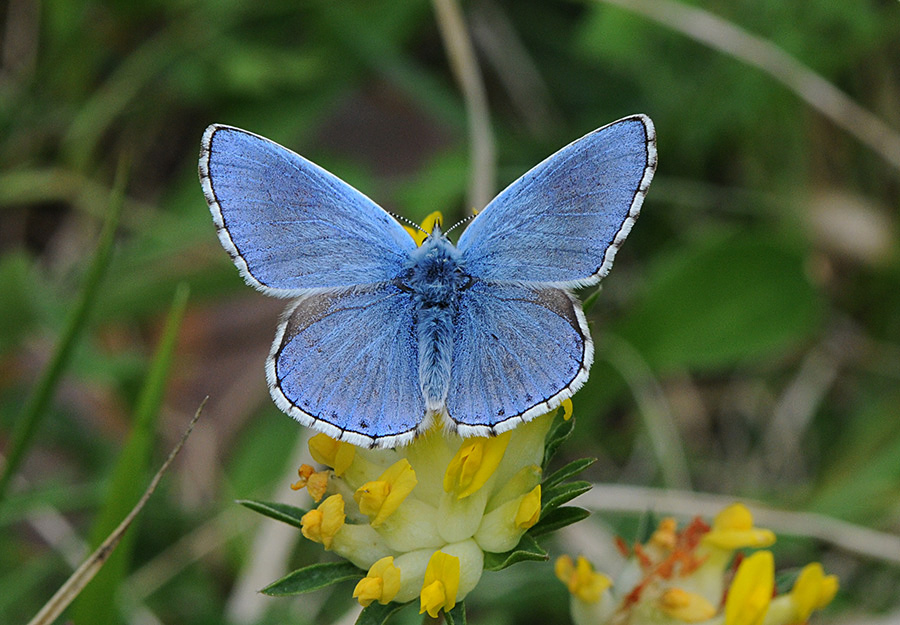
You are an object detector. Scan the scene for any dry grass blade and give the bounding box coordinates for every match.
[597,0,900,172]
[26,398,207,625]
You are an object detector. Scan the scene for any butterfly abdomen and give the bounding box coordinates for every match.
[403,231,469,411]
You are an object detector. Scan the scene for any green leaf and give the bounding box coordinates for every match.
[355,601,409,625]
[483,533,548,571]
[541,481,592,515]
[542,412,576,470]
[261,561,365,596]
[542,458,597,490]
[616,233,823,371]
[445,601,467,625]
[237,499,308,529]
[0,159,127,506]
[71,282,190,625]
[529,506,591,538]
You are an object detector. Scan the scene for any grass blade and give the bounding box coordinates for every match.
[0,156,128,506]
[70,282,190,625]
[26,399,205,625]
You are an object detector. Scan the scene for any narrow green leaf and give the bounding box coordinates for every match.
[542,458,597,490]
[541,481,592,515]
[0,158,127,506]
[529,506,591,538]
[542,412,576,470]
[237,499,308,528]
[482,533,548,571]
[27,401,204,625]
[262,561,364,596]
[355,601,408,625]
[445,601,467,625]
[71,283,190,625]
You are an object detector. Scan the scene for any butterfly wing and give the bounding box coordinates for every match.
[458,115,656,287]
[445,281,591,435]
[200,125,416,296]
[267,284,425,447]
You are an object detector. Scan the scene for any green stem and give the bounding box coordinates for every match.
[0,156,128,506]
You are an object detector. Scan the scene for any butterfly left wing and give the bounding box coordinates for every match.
[445,281,591,435]
[458,115,656,287]
[267,283,426,448]
[200,125,416,297]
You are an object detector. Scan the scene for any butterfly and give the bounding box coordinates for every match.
[199,115,657,448]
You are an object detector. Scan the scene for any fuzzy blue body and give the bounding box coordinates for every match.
[399,229,470,411]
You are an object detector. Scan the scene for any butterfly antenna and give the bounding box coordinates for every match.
[445,214,476,235]
[390,211,428,235]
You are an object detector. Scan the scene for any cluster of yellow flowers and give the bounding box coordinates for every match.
[556,504,838,625]
[289,410,561,617]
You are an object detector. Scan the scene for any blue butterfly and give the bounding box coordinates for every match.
[199,115,657,448]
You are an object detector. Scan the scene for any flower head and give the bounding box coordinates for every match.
[558,504,837,625]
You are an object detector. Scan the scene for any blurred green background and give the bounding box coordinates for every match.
[1,0,899,623]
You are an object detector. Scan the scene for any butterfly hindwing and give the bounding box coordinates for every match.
[458,115,656,287]
[200,125,416,296]
[267,284,426,447]
[445,281,591,434]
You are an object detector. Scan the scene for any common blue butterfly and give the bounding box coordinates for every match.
[199,115,657,448]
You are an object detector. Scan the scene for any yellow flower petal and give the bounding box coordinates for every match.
[725,550,774,625]
[443,432,511,499]
[562,398,574,420]
[703,503,776,550]
[353,556,402,607]
[659,588,716,623]
[300,494,345,549]
[554,555,612,604]
[514,485,541,529]
[419,550,460,617]
[308,433,356,477]
[791,562,839,621]
[404,211,444,246]
[354,458,417,527]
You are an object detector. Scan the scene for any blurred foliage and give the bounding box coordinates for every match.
[1,0,899,623]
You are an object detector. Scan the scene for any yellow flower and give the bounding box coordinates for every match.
[353,556,402,607]
[444,432,511,499]
[555,555,612,604]
[308,434,356,477]
[703,503,776,551]
[725,550,774,625]
[300,494,345,549]
[790,562,838,621]
[404,211,444,246]
[419,550,460,617]
[658,588,716,622]
[354,458,418,527]
[514,485,541,529]
[562,398,574,420]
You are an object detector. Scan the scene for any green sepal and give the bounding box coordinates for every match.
[237,499,308,529]
[542,412,576,470]
[542,457,597,490]
[483,533,548,571]
[541,480,592,516]
[261,561,364,596]
[445,601,467,624]
[529,506,591,538]
[355,601,409,625]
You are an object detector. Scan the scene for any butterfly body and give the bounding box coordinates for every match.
[200,116,657,448]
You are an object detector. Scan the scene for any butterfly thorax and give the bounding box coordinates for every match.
[400,229,471,412]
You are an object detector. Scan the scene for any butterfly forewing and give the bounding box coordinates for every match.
[200,125,416,296]
[457,115,656,287]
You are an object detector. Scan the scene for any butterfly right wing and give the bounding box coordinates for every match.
[267,282,426,448]
[200,125,416,296]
